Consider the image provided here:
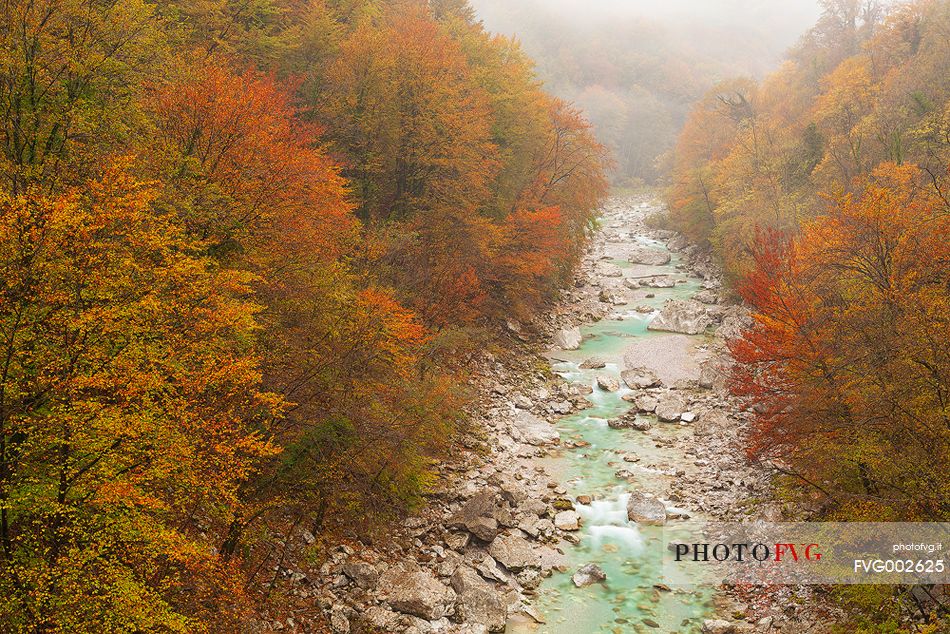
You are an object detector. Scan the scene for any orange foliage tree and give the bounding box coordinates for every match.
[1,1,610,630]
[145,60,462,556]
[731,163,950,520]
[0,166,276,630]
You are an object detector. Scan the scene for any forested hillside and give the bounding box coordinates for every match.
[0,0,608,630]
[669,1,949,625]
[469,0,819,184]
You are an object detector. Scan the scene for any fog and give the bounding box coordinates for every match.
[468,0,825,184]
[472,0,821,34]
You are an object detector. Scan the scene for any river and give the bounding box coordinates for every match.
[508,197,722,633]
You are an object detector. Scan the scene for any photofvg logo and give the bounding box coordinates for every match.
[674,542,822,563]
[659,522,950,586]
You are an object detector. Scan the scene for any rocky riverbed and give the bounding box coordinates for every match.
[270,196,835,633]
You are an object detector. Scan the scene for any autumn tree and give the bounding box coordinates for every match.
[144,59,464,559]
[0,166,276,631]
[0,1,611,630]
[0,0,165,195]
[731,163,950,521]
[319,5,497,225]
[668,0,949,282]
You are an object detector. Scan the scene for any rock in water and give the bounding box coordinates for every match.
[572,563,607,587]
[554,326,583,350]
[554,510,581,531]
[626,492,667,525]
[648,299,712,335]
[596,375,620,392]
[641,276,676,288]
[579,357,607,369]
[381,567,457,620]
[628,247,671,266]
[621,367,660,389]
[607,414,652,431]
[450,566,507,632]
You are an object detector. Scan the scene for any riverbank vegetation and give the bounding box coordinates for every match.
[0,0,608,630]
[668,0,949,628]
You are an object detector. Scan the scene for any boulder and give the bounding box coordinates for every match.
[512,392,532,410]
[511,410,559,446]
[599,263,624,277]
[554,326,583,350]
[475,556,508,583]
[494,475,528,505]
[702,620,738,634]
[342,560,380,589]
[716,306,753,341]
[648,300,712,335]
[554,510,581,531]
[698,360,721,389]
[448,492,502,541]
[488,532,541,571]
[693,410,730,438]
[599,289,627,305]
[655,394,687,422]
[381,567,456,620]
[667,234,690,251]
[360,607,401,632]
[450,566,506,632]
[628,247,671,266]
[642,276,676,288]
[329,604,350,633]
[579,357,606,369]
[596,375,620,392]
[693,289,719,305]
[626,492,667,525]
[505,318,525,336]
[608,414,652,431]
[468,516,500,542]
[621,367,660,389]
[635,394,659,413]
[571,563,607,587]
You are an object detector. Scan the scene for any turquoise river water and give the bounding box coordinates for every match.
[508,237,718,634]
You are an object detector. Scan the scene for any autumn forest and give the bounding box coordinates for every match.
[1,0,948,632]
